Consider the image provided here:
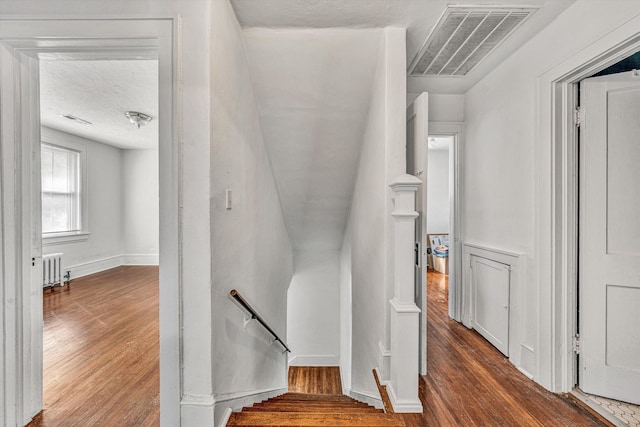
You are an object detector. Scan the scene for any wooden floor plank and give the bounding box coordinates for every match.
[288,366,342,395]
[28,265,604,426]
[28,266,159,427]
[412,268,604,426]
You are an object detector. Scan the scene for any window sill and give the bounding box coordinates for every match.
[43,231,90,246]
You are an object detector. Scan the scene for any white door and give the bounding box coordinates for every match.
[471,256,509,356]
[579,70,640,405]
[406,92,428,375]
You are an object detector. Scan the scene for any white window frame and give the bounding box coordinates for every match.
[41,133,89,246]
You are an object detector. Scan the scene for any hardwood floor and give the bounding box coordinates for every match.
[29,265,603,426]
[29,266,159,427]
[288,366,343,395]
[419,268,604,426]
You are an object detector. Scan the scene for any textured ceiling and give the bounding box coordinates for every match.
[39,60,158,150]
[231,0,575,94]
[243,28,381,251]
[234,1,574,251]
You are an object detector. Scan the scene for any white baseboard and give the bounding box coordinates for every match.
[123,253,159,265]
[217,408,233,427]
[213,387,286,427]
[181,394,215,427]
[387,383,423,413]
[348,389,383,409]
[288,355,339,366]
[67,253,159,279]
[377,341,391,382]
[67,255,123,279]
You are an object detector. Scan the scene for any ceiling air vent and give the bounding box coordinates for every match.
[408,6,537,76]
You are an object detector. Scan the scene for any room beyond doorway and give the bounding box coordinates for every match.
[425,135,452,279]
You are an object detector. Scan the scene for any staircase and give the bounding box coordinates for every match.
[226,392,405,426]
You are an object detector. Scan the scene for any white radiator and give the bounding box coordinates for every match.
[43,253,64,288]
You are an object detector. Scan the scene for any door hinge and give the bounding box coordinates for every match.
[574,106,584,128]
[573,334,581,354]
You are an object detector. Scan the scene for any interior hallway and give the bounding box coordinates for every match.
[31,266,159,427]
[422,269,604,426]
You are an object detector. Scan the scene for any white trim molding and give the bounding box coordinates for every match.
[124,254,160,266]
[377,340,391,382]
[180,393,215,427]
[348,389,384,410]
[43,231,90,246]
[212,387,287,427]
[67,255,124,279]
[386,383,424,413]
[64,253,161,279]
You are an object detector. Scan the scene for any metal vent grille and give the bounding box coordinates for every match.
[409,7,536,76]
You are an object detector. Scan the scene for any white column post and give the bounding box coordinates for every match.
[388,174,423,413]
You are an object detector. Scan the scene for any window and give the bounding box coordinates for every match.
[41,140,88,244]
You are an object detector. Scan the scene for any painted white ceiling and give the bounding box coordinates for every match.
[39,60,158,150]
[234,1,574,251]
[231,0,575,94]
[243,28,381,250]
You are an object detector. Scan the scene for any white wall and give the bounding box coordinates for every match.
[122,149,159,260]
[210,0,293,423]
[287,250,340,366]
[41,128,159,276]
[42,127,123,271]
[341,27,406,399]
[426,149,450,235]
[463,0,640,388]
[407,93,464,123]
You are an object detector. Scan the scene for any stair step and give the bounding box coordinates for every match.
[255,401,372,407]
[227,411,405,426]
[244,405,383,413]
[273,393,355,401]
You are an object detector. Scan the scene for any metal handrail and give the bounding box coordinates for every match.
[229,289,291,353]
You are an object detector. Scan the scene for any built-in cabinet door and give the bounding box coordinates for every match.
[579,70,640,405]
[471,256,509,356]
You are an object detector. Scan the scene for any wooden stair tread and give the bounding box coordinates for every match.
[255,401,372,407]
[227,411,405,426]
[273,393,355,401]
[244,406,384,413]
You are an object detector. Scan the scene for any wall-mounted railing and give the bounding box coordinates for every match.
[229,289,291,353]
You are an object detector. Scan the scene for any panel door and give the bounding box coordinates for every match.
[579,70,640,404]
[407,92,428,375]
[471,256,509,356]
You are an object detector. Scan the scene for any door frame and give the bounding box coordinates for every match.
[0,20,180,426]
[428,122,464,322]
[536,18,640,392]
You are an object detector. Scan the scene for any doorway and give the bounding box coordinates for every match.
[425,135,453,313]
[0,20,178,426]
[427,124,463,324]
[406,93,462,376]
[38,57,160,424]
[574,51,640,425]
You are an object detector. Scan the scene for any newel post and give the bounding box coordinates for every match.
[388,174,423,413]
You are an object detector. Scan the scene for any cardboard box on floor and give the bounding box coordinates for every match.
[433,255,449,275]
[427,233,449,274]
